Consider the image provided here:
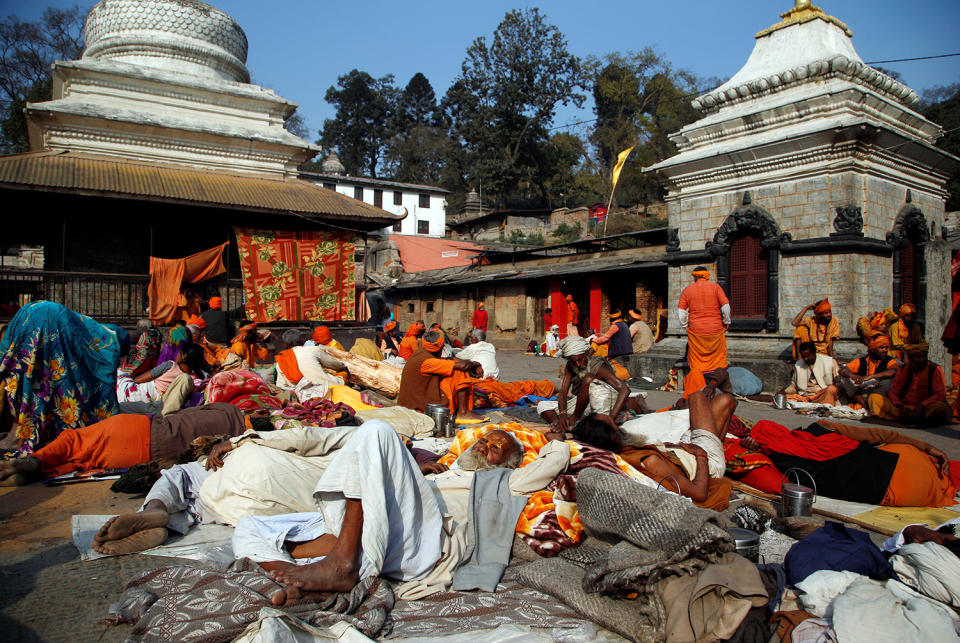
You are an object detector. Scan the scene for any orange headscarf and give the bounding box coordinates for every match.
[405,322,424,337]
[814,299,831,314]
[628,309,643,321]
[313,325,333,345]
[869,311,886,329]
[899,303,916,316]
[384,321,397,332]
[868,334,892,351]
[691,269,710,279]
[187,314,207,329]
[208,297,222,310]
[232,322,257,344]
[609,309,623,321]
[422,334,444,352]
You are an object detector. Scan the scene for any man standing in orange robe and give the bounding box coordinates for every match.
[677,267,730,397]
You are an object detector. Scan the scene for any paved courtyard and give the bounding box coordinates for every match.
[1,349,957,640]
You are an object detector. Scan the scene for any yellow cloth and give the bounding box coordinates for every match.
[349,338,383,361]
[328,385,378,411]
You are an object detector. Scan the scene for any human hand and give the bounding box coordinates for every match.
[419,461,448,475]
[543,429,566,442]
[554,414,572,432]
[925,446,950,476]
[703,384,718,401]
[205,440,234,470]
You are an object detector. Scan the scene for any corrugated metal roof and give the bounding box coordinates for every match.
[0,151,403,224]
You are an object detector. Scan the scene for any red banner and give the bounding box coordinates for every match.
[235,228,355,322]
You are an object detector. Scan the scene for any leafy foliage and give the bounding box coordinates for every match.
[586,50,701,207]
[321,70,397,177]
[550,222,582,244]
[443,8,588,206]
[0,6,85,154]
[921,83,960,210]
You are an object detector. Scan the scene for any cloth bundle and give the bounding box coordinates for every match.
[517,469,753,641]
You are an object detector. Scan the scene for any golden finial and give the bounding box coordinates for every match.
[756,1,852,38]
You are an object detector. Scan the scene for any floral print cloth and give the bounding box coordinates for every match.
[235,228,356,322]
[0,301,122,457]
[438,422,655,556]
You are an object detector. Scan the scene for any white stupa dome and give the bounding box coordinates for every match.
[83,0,250,83]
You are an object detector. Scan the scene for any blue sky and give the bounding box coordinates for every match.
[5,0,959,141]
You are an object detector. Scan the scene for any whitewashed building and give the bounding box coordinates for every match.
[302,154,448,237]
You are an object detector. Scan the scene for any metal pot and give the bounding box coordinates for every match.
[780,468,817,517]
[773,393,787,409]
[730,527,760,562]
[425,403,450,437]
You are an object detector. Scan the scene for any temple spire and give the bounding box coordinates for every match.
[756,1,852,39]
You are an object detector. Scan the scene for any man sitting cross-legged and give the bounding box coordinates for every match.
[570,388,735,510]
[536,336,649,440]
[232,421,571,603]
[397,329,485,420]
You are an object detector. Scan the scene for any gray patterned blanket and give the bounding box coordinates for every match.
[517,468,734,642]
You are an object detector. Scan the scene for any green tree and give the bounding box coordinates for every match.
[587,50,701,207]
[0,5,85,154]
[383,73,454,185]
[445,8,588,205]
[921,83,960,210]
[321,70,397,177]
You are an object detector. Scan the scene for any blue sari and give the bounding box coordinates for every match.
[0,301,125,456]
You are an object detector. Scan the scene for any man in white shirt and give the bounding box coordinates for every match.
[781,341,840,406]
[454,329,500,379]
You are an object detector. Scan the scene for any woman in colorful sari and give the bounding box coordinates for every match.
[0,301,128,458]
[116,343,209,414]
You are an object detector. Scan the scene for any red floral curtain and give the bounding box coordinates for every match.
[234,228,355,322]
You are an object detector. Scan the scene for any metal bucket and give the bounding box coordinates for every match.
[773,393,787,409]
[425,403,450,437]
[730,527,760,562]
[780,468,816,517]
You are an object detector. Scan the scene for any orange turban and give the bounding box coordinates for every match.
[384,321,397,332]
[187,314,206,329]
[814,299,831,314]
[609,309,623,321]
[208,297,222,310]
[868,334,892,351]
[628,309,643,321]
[899,303,916,316]
[312,326,333,345]
[691,268,710,279]
[405,322,424,337]
[477,302,484,309]
[869,311,885,329]
[421,334,444,352]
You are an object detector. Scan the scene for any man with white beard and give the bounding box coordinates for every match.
[232,423,570,603]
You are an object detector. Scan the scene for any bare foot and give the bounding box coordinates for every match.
[268,556,359,596]
[92,511,170,548]
[93,526,169,555]
[270,583,304,606]
[0,457,39,482]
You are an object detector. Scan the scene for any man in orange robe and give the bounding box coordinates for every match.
[565,294,580,337]
[791,298,840,360]
[397,330,483,419]
[397,322,425,360]
[677,267,730,397]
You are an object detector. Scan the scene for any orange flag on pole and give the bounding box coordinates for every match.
[611,146,635,190]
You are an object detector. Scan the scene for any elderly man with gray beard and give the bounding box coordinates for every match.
[233,422,571,602]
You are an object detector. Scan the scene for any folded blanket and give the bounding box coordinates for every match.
[518,469,734,641]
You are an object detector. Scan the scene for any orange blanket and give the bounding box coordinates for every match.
[149,243,228,325]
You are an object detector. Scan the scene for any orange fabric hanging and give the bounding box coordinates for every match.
[149,243,228,325]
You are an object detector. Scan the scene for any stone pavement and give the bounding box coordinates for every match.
[1,349,958,640]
